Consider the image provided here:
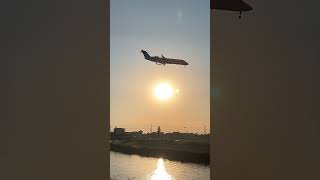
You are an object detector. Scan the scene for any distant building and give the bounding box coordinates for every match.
[126,130,143,137]
[114,127,125,135]
[157,126,161,135]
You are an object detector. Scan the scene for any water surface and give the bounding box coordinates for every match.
[110,151,210,180]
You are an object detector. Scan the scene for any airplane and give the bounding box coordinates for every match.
[141,50,189,67]
[211,0,253,19]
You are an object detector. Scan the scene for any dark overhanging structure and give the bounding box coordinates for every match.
[211,0,253,18]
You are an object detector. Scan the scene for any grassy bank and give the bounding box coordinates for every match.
[110,139,210,165]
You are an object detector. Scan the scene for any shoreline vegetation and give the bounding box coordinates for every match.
[110,138,210,165]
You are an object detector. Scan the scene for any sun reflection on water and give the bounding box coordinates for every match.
[150,158,173,180]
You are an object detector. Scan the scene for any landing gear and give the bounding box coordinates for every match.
[155,62,165,66]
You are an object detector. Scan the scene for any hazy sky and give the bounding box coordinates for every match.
[110,0,210,133]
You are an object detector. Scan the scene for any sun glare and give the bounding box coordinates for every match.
[153,82,180,101]
[154,82,174,101]
[151,158,172,180]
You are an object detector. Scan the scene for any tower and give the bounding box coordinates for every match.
[157,126,161,135]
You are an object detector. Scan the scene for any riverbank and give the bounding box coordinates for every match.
[110,139,210,165]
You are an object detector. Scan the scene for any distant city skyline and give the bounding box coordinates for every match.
[111,0,210,134]
[110,124,209,134]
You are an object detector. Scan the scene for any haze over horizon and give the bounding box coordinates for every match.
[110,0,210,133]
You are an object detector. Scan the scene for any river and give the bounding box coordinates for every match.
[110,151,210,180]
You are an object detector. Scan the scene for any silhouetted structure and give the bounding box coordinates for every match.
[126,130,143,137]
[114,127,125,136]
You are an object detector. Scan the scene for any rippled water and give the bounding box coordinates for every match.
[110,151,210,180]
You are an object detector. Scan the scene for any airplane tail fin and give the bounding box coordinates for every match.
[141,50,151,60]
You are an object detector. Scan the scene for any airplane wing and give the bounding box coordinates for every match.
[211,0,253,11]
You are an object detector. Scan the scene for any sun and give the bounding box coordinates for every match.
[153,82,174,101]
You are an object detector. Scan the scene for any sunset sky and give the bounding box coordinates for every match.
[110,0,210,133]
